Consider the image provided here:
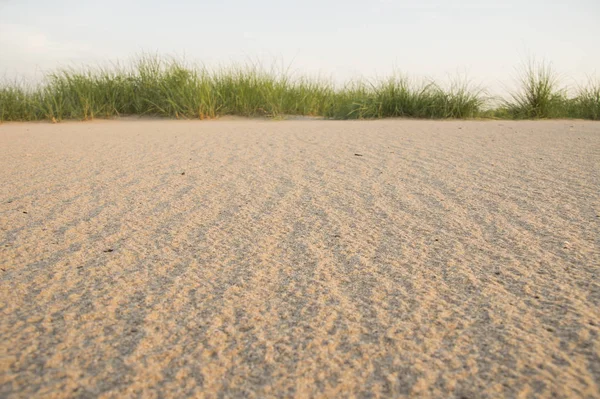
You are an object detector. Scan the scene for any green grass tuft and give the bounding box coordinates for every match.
[0,56,598,122]
[569,79,600,120]
[0,56,483,122]
[322,77,483,119]
[503,60,567,119]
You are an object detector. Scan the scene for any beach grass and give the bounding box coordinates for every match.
[1,56,598,121]
[569,79,600,120]
[488,61,600,120]
[500,60,567,119]
[322,77,483,119]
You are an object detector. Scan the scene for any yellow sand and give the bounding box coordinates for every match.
[1,119,599,398]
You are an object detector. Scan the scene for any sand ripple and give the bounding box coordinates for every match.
[1,119,599,398]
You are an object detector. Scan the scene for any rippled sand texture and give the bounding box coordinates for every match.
[1,119,599,398]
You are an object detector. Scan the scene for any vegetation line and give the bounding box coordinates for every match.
[1,57,599,121]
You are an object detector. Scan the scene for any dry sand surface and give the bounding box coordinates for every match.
[1,119,599,398]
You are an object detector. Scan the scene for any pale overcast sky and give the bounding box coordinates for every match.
[1,0,599,94]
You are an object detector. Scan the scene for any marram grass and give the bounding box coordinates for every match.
[1,57,599,122]
[488,60,600,120]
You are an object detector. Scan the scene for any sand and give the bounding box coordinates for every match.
[1,119,599,398]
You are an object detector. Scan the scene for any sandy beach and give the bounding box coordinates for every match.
[1,119,599,398]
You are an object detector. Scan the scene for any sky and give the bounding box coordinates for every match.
[1,0,599,95]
